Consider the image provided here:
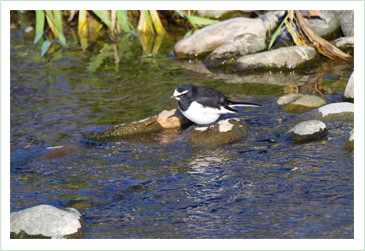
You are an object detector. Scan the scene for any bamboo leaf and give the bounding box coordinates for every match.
[116,10,133,33]
[41,40,51,56]
[78,10,88,51]
[92,10,112,29]
[44,10,66,46]
[34,10,45,44]
[268,14,289,50]
[52,10,66,45]
[185,15,218,26]
[149,10,166,35]
[142,10,155,34]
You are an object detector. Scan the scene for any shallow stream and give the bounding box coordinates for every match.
[10,19,354,238]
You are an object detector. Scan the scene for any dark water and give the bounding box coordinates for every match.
[10,19,354,238]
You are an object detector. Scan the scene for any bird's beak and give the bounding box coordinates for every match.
[169,95,176,100]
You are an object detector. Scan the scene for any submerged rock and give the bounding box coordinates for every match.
[341,10,354,37]
[296,102,354,122]
[204,33,266,70]
[236,46,319,72]
[11,205,83,239]
[285,120,327,143]
[183,118,250,147]
[173,17,266,57]
[345,128,354,150]
[344,72,354,101]
[85,115,163,142]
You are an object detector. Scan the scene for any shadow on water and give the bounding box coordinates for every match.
[10,16,353,239]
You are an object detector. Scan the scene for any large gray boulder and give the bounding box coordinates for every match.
[305,10,342,38]
[285,120,328,143]
[341,10,354,37]
[236,46,319,72]
[11,205,83,239]
[173,17,266,57]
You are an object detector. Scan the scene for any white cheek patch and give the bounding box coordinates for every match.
[172,89,188,100]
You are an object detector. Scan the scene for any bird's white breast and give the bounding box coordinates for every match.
[181,101,235,125]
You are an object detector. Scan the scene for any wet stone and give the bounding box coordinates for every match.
[296,102,354,122]
[183,118,250,147]
[236,46,319,72]
[10,205,83,239]
[284,95,327,113]
[285,120,328,143]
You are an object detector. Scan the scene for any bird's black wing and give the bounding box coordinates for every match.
[194,86,229,109]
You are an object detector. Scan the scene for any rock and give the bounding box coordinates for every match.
[157,109,191,129]
[331,36,354,51]
[258,10,286,32]
[305,10,341,39]
[204,33,266,70]
[10,205,83,239]
[284,95,327,113]
[277,94,304,105]
[344,72,354,101]
[183,118,249,147]
[85,115,163,142]
[296,102,354,122]
[173,17,266,57]
[285,120,327,143]
[236,46,319,72]
[341,10,354,37]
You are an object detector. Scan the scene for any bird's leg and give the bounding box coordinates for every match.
[194,122,216,133]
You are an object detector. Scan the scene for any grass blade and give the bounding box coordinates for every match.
[185,15,218,26]
[78,10,88,51]
[34,10,45,44]
[116,10,132,33]
[141,10,154,34]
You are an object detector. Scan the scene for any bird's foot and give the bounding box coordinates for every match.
[194,123,216,133]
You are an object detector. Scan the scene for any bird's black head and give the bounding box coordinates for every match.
[170,83,195,101]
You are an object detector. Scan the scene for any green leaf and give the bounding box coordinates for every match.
[182,29,195,39]
[44,10,66,46]
[268,14,288,50]
[34,10,45,44]
[116,10,133,33]
[41,40,51,56]
[185,15,218,26]
[92,10,112,29]
[141,10,155,35]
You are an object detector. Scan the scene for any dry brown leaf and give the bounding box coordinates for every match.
[295,10,353,62]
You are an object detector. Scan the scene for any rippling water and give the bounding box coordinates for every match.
[10,18,354,239]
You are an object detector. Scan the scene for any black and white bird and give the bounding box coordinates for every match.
[170,83,260,125]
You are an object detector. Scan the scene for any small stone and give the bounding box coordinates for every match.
[291,95,327,107]
[277,94,304,105]
[286,120,327,143]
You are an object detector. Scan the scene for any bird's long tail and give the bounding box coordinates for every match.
[228,100,261,108]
